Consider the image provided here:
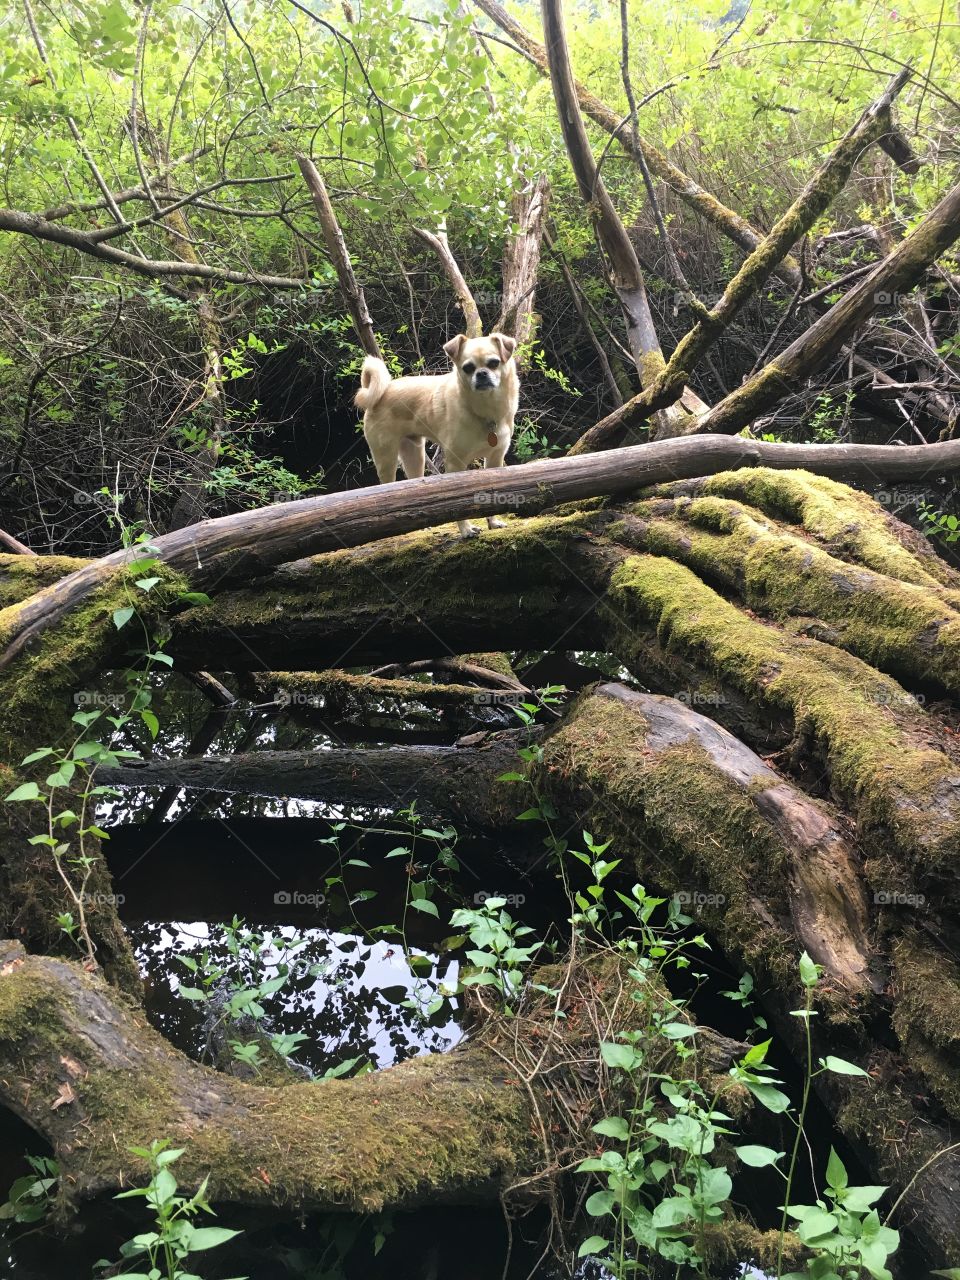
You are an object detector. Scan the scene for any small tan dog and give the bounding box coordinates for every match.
[355,332,519,537]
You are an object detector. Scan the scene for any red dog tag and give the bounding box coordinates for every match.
[487,431,498,447]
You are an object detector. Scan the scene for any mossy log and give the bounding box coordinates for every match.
[0,941,750,1216]
[6,436,960,672]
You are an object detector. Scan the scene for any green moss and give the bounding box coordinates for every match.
[603,553,960,869]
[892,932,960,1055]
[663,468,959,589]
[176,514,593,650]
[538,693,799,988]
[0,553,90,609]
[624,494,960,695]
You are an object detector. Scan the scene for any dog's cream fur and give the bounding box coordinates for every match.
[355,332,519,536]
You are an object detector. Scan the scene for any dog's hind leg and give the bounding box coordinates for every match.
[398,435,426,479]
[367,435,400,484]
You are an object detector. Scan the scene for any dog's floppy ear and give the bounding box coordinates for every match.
[443,334,467,363]
[491,332,517,362]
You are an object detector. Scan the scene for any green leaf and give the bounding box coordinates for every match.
[795,1207,838,1245]
[5,781,41,802]
[600,1041,638,1071]
[826,1147,848,1191]
[140,710,160,739]
[592,1116,630,1141]
[659,1021,697,1039]
[799,951,820,987]
[740,1037,771,1067]
[746,1082,791,1113]
[735,1144,783,1168]
[577,1235,610,1258]
[843,1185,887,1212]
[821,1054,869,1077]
[184,1226,241,1250]
[409,897,439,917]
[113,606,135,629]
[134,576,160,591]
[584,1189,616,1217]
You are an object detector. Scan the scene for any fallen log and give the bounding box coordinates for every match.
[7,438,960,675]
[0,940,749,1219]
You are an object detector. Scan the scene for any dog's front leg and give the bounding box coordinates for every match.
[442,455,481,538]
[484,439,510,529]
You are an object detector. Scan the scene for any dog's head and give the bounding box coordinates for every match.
[443,333,516,392]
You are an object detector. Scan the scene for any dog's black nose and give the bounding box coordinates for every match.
[474,371,492,385]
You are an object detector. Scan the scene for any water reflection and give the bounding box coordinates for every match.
[133,920,461,1075]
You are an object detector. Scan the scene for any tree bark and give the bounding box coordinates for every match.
[496,174,549,347]
[297,155,382,358]
[8,436,960,674]
[540,0,700,437]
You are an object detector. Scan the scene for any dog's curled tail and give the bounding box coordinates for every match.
[354,356,392,411]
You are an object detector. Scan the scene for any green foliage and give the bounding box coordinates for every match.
[95,1141,244,1280]
[0,1155,58,1225]
[918,499,960,544]
[448,897,542,1012]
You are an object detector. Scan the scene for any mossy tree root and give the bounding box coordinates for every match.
[0,941,748,1218]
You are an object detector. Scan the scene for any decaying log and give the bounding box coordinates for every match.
[9,437,960,676]
[7,465,960,1258]
[0,940,751,1219]
[96,737,525,824]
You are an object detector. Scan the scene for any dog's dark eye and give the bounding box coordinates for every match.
[487,358,500,369]
[462,362,475,375]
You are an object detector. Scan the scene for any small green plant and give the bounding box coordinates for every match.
[0,1155,58,1225]
[4,509,208,964]
[918,499,960,545]
[95,1140,244,1280]
[512,415,561,463]
[317,803,462,1022]
[449,896,542,1012]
